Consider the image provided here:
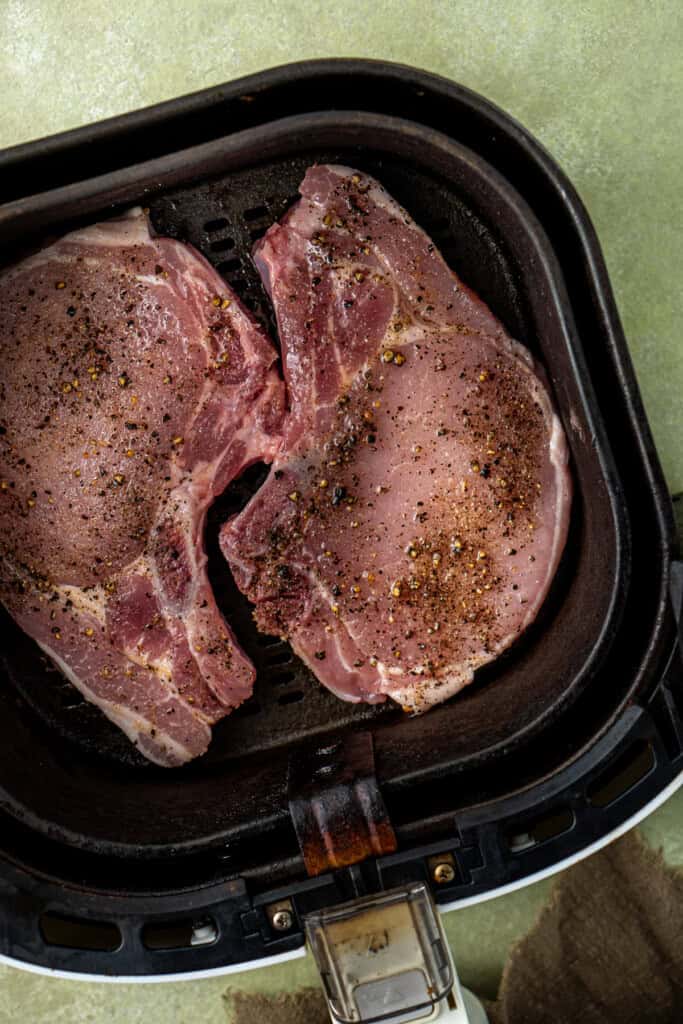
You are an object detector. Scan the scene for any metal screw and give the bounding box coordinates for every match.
[433,861,456,884]
[271,908,294,932]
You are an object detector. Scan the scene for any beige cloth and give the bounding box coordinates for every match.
[487,831,683,1024]
[226,989,327,1022]
[225,832,683,1023]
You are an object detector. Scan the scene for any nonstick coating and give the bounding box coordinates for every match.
[0,114,631,860]
[0,64,678,984]
[4,147,574,768]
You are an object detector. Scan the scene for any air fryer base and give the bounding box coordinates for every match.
[1,774,680,984]
[0,60,681,979]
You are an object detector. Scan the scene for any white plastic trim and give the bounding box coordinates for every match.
[1,768,680,984]
[0,943,307,984]
[439,769,683,913]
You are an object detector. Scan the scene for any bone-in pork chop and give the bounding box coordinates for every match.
[221,165,571,711]
[0,209,283,765]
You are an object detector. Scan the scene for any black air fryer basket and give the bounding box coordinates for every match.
[0,60,681,980]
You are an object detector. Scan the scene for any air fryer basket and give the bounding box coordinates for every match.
[0,62,680,978]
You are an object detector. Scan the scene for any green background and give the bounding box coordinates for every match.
[0,1,681,1020]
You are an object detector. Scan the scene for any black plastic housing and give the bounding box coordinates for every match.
[0,60,680,977]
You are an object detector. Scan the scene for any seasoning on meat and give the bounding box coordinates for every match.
[0,208,284,765]
[221,165,571,712]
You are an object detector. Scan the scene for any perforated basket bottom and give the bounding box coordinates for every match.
[4,149,526,769]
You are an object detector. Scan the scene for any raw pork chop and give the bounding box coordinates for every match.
[221,166,571,711]
[0,209,283,765]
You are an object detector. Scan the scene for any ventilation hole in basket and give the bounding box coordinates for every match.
[261,635,282,647]
[587,740,655,808]
[244,204,269,222]
[204,217,229,233]
[217,258,242,276]
[240,294,267,317]
[210,237,236,253]
[440,246,460,268]
[41,913,121,952]
[272,670,296,686]
[507,807,574,853]
[54,685,86,710]
[278,689,304,705]
[249,226,267,242]
[232,700,262,718]
[142,916,217,950]
[267,650,293,666]
[421,218,448,237]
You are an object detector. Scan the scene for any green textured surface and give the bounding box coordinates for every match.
[0,1,681,1019]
